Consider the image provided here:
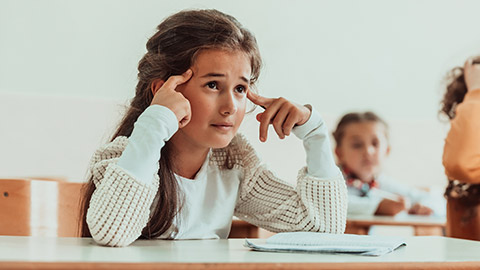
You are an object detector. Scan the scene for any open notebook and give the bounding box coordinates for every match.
[245,232,406,256]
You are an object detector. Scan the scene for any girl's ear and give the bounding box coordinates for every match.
[335,147,342,159]
[386,145,391,156]
[151,79,165,96]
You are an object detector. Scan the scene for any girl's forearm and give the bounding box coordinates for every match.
[117,105,178,184]
[293,106,341,179]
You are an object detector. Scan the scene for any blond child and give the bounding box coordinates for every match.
[333,112,439,216]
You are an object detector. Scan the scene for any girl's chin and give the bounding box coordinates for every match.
[360,171,378,180]
[209,136,235,149]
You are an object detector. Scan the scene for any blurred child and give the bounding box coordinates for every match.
[441,56,480,240]
[333,112,441,216]
[442,56,480,182]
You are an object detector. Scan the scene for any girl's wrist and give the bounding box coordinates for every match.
[297,105,312,126]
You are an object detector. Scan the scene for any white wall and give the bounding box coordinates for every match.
[1,0,479,187]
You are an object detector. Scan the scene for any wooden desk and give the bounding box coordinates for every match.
[346,213,446,236]
[1,235,479,269]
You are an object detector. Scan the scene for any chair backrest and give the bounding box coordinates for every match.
[0,178,85,237]
[446,198,480,240]
[57,181,85,237]
[0,179,31,236]
[27,176,69,182]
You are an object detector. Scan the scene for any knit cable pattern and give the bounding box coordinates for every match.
[87,137,160,247]
[212,134,348,234]
[87,134,347,247]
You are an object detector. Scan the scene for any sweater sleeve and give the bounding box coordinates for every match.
[86,105,178,247]
[233,107,347,234]
[117,105,178,184]
[443,89,480,183]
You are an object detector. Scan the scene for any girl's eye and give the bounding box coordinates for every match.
[235,85,246,94]
[206,82,217,89]
[352,143,363,149]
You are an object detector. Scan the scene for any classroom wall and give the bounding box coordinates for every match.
[1,0,479,188]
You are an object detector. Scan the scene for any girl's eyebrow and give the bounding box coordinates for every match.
[200,73,250,84]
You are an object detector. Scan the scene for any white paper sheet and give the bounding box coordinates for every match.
[244,232,406,256]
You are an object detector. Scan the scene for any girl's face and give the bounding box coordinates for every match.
[335,121,390,181]
[174,49,251,150]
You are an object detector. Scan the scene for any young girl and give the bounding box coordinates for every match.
[333,112,439,216]
[80,9,347,247]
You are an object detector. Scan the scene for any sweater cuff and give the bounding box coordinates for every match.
[137,105,179,140]
[292,105,323,140]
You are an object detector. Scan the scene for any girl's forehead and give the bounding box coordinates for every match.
[192,49,251,73]
[344,122,388,137]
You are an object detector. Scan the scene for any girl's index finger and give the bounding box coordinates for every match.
[163,69,193,90]
[247,90,272,109]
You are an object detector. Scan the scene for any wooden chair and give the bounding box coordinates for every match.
[0,179,31,236]
[228,219,259,238]
[26,176,69,182]
[446,198,480,240]
[57,181,84,237]
[0,178,85,237]
[228,219,276,238]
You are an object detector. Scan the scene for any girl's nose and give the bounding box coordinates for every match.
[366,145,376,155]
[220,92,237,116]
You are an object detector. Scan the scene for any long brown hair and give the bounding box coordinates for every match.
[440,56,480,120]
[80,9,262,239]
[332,111,389,147]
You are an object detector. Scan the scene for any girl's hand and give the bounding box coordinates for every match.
[151,70,193,128]
[375,198,406,216]
[408,203,433,216]
[464,58,480,92]
[247,91,311,142]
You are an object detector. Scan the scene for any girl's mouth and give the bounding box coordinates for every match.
[211,123,234,131]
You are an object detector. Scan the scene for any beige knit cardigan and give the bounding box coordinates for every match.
[86,134,347,247]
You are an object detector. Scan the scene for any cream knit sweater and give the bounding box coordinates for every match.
[86,106,347,247]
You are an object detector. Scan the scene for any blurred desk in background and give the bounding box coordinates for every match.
[229,219,275,239]
[230,214,446,238]
[346,213,446,236]
[229,219,259,238]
